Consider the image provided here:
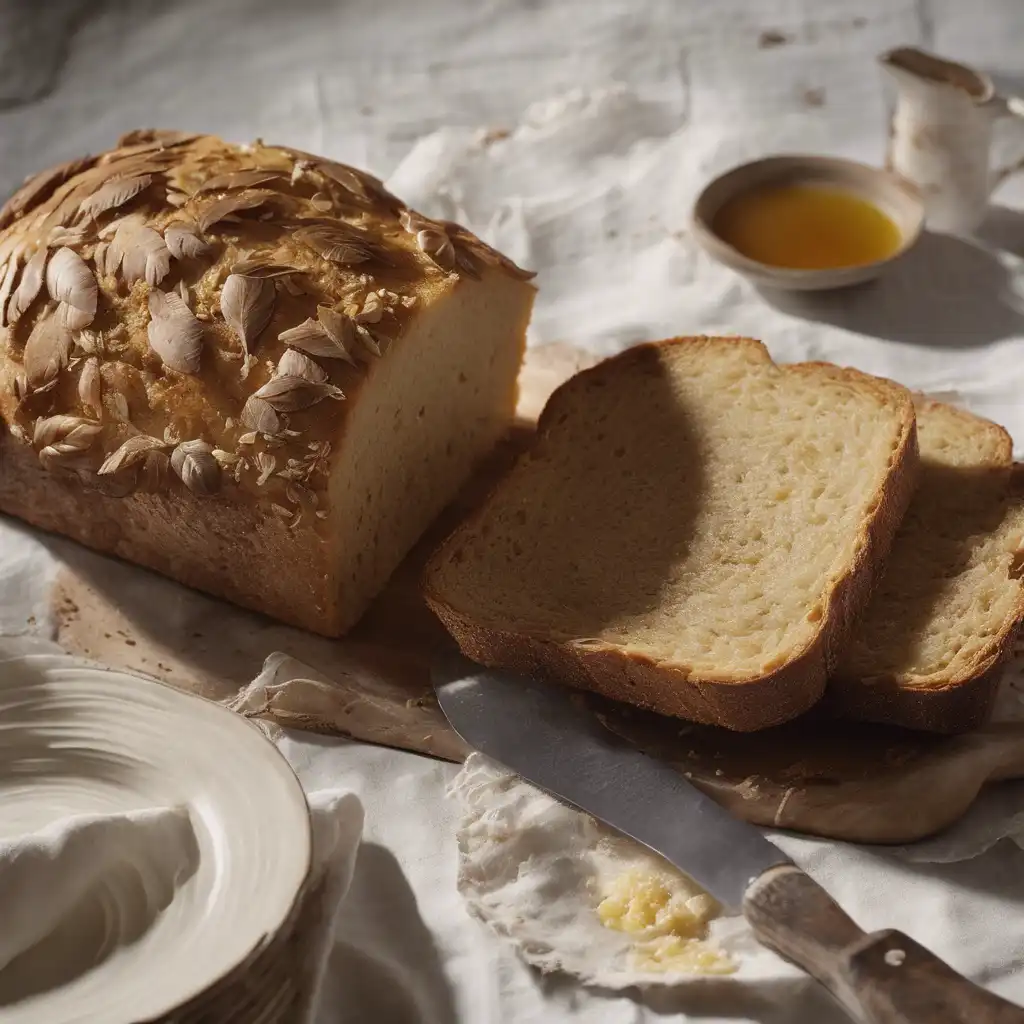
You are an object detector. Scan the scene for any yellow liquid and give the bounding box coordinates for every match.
[712,184,902,270]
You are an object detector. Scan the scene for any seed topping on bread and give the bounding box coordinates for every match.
[0,130,533,525]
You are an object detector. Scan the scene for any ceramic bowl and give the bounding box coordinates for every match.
[691,155,925,291]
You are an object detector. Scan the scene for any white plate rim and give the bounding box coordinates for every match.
[0,653,312,1021]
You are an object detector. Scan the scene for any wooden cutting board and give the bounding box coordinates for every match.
[52,343,1024,845]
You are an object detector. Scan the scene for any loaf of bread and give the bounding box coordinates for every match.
[0,131,535,635]
[832,397,1024,732]
[425,338,919,731]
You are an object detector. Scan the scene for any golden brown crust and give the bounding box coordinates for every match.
[424,338,920,732]
[827,457,1024,734]
[0,131,535,634]
[826,659,1015,733]
[912,395,1013,462]
[0,154,101,232]
[0,434,337,632]
[0,132,531,512]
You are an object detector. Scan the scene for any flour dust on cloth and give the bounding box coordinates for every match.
[450,754,802,991]
[450,752,1024,993]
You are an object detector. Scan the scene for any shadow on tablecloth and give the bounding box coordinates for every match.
[0,0,96,111]
[317,842,458,1024]
[758,228,1024,350]
[977,204,1024,259]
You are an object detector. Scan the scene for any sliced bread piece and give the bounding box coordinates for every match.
[831,397,1024,732]
[424,337,918,731]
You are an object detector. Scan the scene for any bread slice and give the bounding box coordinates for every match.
[831,397,1024,732]
[425,337,918,731]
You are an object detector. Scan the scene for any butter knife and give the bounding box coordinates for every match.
[433,657,1024,1024]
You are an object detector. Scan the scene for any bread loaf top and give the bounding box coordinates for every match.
[0,130,532,526]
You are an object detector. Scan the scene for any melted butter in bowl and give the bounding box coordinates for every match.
[693,156,924,291]
[712,184,903,270]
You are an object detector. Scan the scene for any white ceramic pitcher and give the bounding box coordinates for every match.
[882,46,1024,234]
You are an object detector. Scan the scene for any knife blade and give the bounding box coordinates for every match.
[433,655,1024,1024]
[433,654,787,908]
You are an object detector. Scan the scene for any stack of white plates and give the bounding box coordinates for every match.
[0,653,313,1024]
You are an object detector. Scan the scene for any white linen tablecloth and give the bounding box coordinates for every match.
[2,1,1024,1020]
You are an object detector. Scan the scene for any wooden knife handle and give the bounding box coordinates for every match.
[743,865,1024,1024]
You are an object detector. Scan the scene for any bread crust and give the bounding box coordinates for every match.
[0,132,534,636]
[425,338,920,732]
[828,450,1024,734]
[0,433,338,633]
[827,658,1016,733]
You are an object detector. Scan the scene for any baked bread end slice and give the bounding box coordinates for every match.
[426,338,919,731]
[831,399,1024,732]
